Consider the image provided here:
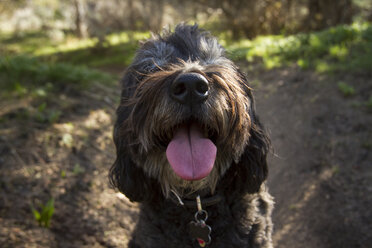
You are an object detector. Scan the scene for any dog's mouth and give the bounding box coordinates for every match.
[166,121,217,181]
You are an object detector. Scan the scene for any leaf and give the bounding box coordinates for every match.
[32,208,41,221]
[31,198,54,228]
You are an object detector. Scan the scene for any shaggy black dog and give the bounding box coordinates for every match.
[110,24,274,248]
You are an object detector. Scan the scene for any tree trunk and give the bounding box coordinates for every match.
[73,0,88,38]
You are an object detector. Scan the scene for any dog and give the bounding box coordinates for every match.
[110,24,273,248]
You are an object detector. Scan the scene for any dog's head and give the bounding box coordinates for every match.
[110,24,269,202]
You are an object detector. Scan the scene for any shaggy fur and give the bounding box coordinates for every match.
[110,24,274,247]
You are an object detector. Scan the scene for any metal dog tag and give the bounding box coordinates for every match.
[188,209,211,247]
[188,220,211,247]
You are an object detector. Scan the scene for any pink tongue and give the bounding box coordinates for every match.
[166,123,217,181]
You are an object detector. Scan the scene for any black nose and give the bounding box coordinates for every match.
[170,73,209,105]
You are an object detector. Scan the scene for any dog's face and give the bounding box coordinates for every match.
[110,24,269,201]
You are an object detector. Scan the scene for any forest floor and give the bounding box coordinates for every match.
[0,63,371,248]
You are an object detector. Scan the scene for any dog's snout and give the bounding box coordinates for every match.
[170,73,209,105]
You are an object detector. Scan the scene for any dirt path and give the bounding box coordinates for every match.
[252,67,372,247]
[0,67,371,247]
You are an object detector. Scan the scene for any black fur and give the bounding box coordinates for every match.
[110,24,273,247]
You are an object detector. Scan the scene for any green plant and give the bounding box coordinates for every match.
[225,22,372,73]
[338,82,355,97]
[31,198,55,228]
[34,102,61,124]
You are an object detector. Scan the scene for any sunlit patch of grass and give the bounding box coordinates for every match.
[3,24,371,73]
[0,31,55,55]
[48,31,149,67]
[34,36,99,56]
[52,42,139,67]
[1,30,150,68]
[224,22,372,73]
[0,56,114,95]
[35,31,149,57]
[329,44,349,61]
[297,59,310,69]
[0,55,116,126]
[315,61,332,73]
[105,31,150,46]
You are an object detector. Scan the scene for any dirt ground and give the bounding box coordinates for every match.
[0,65,371,248]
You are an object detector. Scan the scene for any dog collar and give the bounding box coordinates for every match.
[169,190,223,209]
[170,193,219,247]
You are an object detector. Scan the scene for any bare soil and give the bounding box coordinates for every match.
[0,66,371,248]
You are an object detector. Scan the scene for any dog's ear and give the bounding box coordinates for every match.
[110,159,161,203]
[109,130,154,203]
[236,113,270,193]
[109,71,161,203]
[222,71,270,194]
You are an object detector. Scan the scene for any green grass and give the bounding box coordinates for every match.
[0,55,116,125]
[224,22,372,73]
[1,32,56,55]
[0,30,149,67]
[1,23,371,74]
[51,42,138,67]
[0,55,114,95]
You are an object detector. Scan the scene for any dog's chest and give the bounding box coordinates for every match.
[130,199,264,248]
